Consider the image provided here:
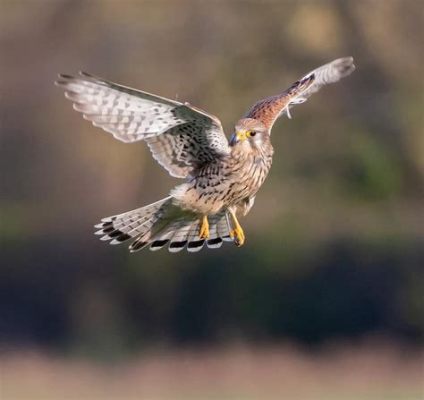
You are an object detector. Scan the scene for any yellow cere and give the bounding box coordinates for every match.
[236,130,250,141]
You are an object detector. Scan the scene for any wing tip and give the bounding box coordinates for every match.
[54,71,99,87]
[54,73,74,87]
[333,56,356,77]
[58,73,74,79]
[79,71,98,80]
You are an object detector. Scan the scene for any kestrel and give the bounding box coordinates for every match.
[56,57,355,253]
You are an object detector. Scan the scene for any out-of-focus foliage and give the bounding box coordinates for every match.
[0,0,423,357]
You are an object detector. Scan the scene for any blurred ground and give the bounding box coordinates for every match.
[2,342,423,400]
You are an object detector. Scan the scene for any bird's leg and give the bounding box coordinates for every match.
[199,215,210,239]
[229,210,245,247]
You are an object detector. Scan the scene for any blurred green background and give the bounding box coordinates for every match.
[1,1,423,399]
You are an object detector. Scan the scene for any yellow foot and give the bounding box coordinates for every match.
[230,226,245,247]
[199,215,210,239]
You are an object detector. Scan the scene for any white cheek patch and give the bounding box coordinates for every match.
[252,135,263,147]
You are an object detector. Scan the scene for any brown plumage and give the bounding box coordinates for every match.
[56,57,355,252]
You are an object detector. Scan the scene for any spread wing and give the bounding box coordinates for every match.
[56,72,230,178]
[245,57,355,132]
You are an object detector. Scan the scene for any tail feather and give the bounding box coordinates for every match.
[95,197,234,253]
[205,213,227,249]
[95,196,172,246]
[99,213,151,236]
[110,216,157,245]
[185,220,205,253]
[150,238,171,251]
[167,221,195,253]
[95,210,156,240]
[129,238,150,252]
[151,219,195,252]
[146,212,230,252]
[217,213,233,242]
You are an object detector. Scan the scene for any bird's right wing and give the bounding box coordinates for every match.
[56,72,230,178]
[245,57,355,132]
[283,57,356,118]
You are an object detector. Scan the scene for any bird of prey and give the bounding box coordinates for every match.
[56,57,355,253]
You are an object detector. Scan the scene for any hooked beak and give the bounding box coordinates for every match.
[230,130,248,145]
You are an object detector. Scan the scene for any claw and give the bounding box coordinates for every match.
[230,226,245,247]
[199,215,210,239]
[228,209,246,247]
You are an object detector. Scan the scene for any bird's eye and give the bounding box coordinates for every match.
[250,131,256,137]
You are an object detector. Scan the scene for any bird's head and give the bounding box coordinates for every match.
[230,118,268,149]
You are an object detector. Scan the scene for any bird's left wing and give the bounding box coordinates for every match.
[56,72,230,178]
[245,57,355,132]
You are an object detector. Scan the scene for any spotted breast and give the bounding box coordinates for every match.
[172,139,274,215]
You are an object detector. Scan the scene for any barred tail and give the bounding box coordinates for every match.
[149,211,232,253]
[95,198,233,253]
[95,196,173,251]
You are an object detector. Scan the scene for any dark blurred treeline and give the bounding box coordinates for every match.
[1,0,423,357]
